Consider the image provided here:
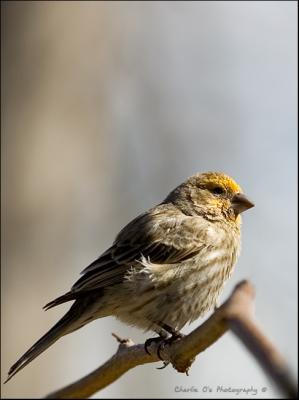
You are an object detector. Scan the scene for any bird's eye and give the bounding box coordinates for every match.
[211,186,225,195]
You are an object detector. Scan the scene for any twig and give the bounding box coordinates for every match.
[46,280,297,399]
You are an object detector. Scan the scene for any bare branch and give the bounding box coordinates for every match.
[46,280,297,399]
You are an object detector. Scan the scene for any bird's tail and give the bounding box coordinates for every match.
[5,302,87,383]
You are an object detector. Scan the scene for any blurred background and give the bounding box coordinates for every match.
[1,1,297,398]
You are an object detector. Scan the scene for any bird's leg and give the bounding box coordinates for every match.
[158,322,184,340]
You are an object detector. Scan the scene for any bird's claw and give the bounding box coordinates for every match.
[157,331,184,360]
[144,337,163,355]
[145,331,184,370]
[156,360,170,369]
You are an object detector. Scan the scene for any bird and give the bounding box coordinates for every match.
[5,171,254,382]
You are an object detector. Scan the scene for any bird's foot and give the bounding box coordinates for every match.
[144,336,164,356]
[155,331,184,370]
[145,330,184,371]
[157,331,184,360]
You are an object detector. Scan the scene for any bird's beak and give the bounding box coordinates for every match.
[231,193,255,215]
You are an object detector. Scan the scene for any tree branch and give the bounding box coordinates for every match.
[46,280,297,399]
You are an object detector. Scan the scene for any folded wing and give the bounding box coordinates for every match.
[44,205,209,309]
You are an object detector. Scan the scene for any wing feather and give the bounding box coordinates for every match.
[71,206,209,292]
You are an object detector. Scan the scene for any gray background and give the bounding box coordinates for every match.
[1,1,297,398]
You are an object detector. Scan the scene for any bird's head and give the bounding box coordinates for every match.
[165,171,254,223]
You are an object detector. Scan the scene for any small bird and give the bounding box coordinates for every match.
[6,171,254,382]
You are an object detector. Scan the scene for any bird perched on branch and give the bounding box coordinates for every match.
[6,171,254,382]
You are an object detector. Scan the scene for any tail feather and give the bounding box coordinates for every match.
[43,291,78,310]
[5,307,80,383]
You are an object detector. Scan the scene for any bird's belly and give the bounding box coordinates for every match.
[113,254,235,332]
[158,264,232,329]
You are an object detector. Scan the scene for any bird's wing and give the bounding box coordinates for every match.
[71,206,210,292]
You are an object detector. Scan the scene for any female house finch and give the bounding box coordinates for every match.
[6,171,254,382]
